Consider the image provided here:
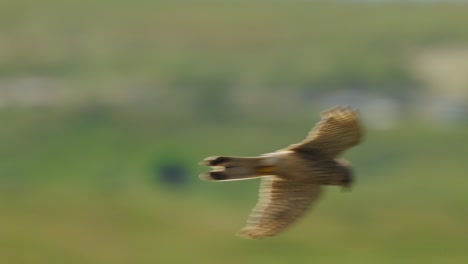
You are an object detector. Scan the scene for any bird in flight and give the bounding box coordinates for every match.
[199,106,363,239]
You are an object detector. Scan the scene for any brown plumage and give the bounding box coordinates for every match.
[199,106,363,239]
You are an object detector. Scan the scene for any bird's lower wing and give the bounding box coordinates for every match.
[238,176,322,239]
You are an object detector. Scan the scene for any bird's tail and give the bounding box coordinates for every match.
[199,156,275,181]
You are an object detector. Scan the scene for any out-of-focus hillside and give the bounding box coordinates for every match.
[1,1,468,124]
[0,1,467,263]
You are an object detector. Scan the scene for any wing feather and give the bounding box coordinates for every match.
[238,176,322,239]
[287,106,363,157]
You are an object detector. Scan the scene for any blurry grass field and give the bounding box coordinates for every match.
[1,0,468,263]
[0,108,467,263]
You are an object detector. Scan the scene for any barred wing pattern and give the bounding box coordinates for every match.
[288,106,362,158]
[238,176,322,239]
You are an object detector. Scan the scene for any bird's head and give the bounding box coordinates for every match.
[336,159,354,191]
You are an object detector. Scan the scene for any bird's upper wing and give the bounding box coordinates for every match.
[238,176,322,239]
[286,106,363,157]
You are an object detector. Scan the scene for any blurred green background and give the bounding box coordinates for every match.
[1,0,467,263]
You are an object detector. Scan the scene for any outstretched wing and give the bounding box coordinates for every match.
[238,176,322,239]
[287,106,363,157]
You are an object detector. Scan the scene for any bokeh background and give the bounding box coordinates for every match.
[1,0,468,263]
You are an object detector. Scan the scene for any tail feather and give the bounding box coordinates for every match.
[199,156,273,182]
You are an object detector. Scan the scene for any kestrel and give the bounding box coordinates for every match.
[199,106,363,239]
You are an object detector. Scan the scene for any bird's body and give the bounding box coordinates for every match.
[200,106,363,239]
